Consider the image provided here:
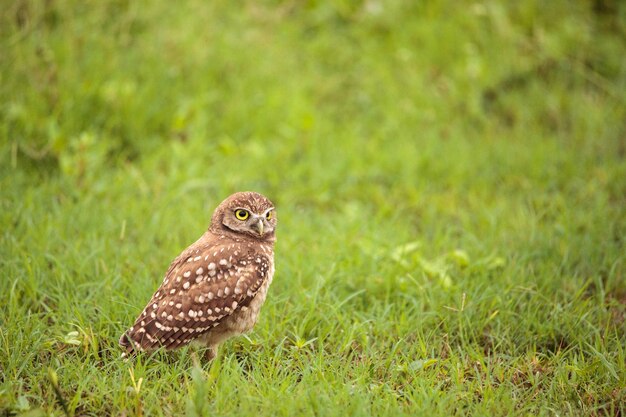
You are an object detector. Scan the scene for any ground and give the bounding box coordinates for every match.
[1,1,625,416]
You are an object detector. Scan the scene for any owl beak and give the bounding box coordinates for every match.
[254,219,265,236]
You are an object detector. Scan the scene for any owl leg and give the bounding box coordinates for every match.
[204,346,218,361]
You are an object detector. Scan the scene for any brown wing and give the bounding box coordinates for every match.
[120,238,271,353]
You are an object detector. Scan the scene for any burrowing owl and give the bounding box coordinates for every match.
[119,191,276,360]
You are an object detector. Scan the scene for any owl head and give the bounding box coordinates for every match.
[210,191,276,240]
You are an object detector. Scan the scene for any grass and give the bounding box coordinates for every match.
[1,0,625,415]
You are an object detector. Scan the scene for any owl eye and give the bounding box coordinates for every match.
[265,210,273,220]
[234,209,249,221]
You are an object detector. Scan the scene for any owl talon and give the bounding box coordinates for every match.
[204,347,217,361]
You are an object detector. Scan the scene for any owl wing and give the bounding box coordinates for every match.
[120,239,272,353]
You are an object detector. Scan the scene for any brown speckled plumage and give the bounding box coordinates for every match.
[119,191,276,360]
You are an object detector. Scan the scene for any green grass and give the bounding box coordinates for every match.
[1,1,625,416]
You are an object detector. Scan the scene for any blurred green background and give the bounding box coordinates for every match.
[1,0,625,416]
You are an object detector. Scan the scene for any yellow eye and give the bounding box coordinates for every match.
[266,210,273,220]
[234,209,249,221]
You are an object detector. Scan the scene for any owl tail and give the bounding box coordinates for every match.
[119,331,137,358]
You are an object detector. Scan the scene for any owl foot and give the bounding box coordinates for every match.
[204,346,217,361]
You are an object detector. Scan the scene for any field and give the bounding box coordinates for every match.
[1,1,625,415]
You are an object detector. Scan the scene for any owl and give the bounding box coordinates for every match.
[119,191,277,360]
